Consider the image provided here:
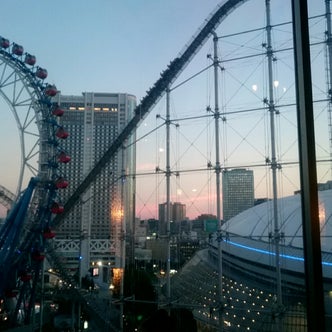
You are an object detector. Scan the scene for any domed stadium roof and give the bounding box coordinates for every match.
[222,189,332,253]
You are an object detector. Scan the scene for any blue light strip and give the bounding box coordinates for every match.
[227,240,332,267]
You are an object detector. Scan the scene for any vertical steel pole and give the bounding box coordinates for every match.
[265,1,283,330]
[325,0,332,174]
[291,0,326,330]
[212,31,223,332]
[120,145,126,331]
[39,261,44,332]
[166,87,171,306]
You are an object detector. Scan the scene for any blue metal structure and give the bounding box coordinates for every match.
[0,178,37,285]
[0,178,37,324]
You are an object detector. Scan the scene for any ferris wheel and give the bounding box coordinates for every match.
[0,36,70,328]
[0,37,67,195]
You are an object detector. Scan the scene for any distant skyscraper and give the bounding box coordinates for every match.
[53,92,136,277]
[158,202,186,235]
[222,169,254,221]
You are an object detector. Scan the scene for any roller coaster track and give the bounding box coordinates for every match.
[52,0,248,228]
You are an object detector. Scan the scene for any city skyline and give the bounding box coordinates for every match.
[0,0,330,221]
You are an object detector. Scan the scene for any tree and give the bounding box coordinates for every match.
[123,264,157,331]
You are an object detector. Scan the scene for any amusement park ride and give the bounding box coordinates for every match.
[0,35,72,327]
[0,0,246,326]
[0,0,325,330]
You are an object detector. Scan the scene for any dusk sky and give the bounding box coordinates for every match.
[0,0,329,220]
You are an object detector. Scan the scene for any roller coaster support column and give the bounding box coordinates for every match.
[292,0,325,331]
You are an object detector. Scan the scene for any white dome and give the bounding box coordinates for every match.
[222,189,332,253]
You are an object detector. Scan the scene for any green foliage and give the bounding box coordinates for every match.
[123,264,197,331]
[123,264,157,331]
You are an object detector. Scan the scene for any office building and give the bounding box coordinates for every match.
[53,92,136,278]
[222,168,254,221]
[158,202,186,235]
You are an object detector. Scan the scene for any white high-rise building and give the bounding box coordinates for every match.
[53,92,136,278]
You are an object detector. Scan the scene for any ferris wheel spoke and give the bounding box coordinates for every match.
[13,96,35,107]
[25,162,38,176]
[22,114,38,132]
[12,81,27,105]
[0,62,14,86]
[0,71,21,90]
